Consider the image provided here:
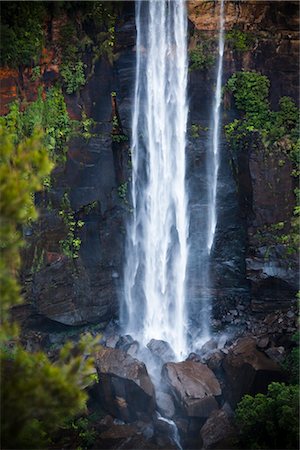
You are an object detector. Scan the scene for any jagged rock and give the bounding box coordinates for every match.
[256,335,270,349]
[98,423,159,449]
[207,350,224,371]
[186,352,202,362]
[156,391,176,419]
[147,339,176,363]
[116,334,134,350]
[200,409,236,449]
[201,338,218,354]
[223,337,284,406]
[265,346,286,364]
[94,347,155,422]
[126,340,140,358]
[162,361,221,418]
[106,335,120,348]
[32,258,117,325]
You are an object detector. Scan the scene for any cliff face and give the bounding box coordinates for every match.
[187,0,299,321]
[2,1,298,330]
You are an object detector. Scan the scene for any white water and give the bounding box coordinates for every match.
[122,0,189,360]
[207,0,225,253]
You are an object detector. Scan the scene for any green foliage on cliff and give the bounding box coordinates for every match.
[0,126,98,449]
[189,42,215,71]
[61,61,87,95]
[1,87,71,163]
[59,192,84,259]
[226,29,254,52]
[282,331,299,384]
[0,2,46,67]
[59,22,87,94]
[225,71,300,255]
[224,72,299,147]
[236,382,299,449]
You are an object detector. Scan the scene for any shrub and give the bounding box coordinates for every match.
[189,42,215,71]
[226,29,253,52]
[0,2,46,67]
[236,382,299,449]
[60,61,86,94]
[1,87,71,163]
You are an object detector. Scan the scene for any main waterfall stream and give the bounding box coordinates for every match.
[122,0,189,360]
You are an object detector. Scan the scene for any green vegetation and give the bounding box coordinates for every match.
[60,61,86,95]
[282,331,299,384]
[236,382,299,449]
[0,126,52,320]
[85,2,118,65]
[72,111,97,141]
[224,72,299,146]
[0,2,46,67]
[225,71,300,255]
[0,125,98,448]
[111,114,128,143]
[190,123,208,138]
[118,182,128,201]
[189,41,215,71]
[226,29,254,52]
[59,193,84,259]
[0,87,71,164]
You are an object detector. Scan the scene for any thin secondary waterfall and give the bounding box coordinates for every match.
[195,0,225,345]
[207,0,225,253]
[122,0,189,359]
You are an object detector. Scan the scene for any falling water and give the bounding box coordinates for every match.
[193,0,225,346]
[122,0,189,359]
[207,0,225,253]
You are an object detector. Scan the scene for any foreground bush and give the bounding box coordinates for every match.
[236,382,299,449]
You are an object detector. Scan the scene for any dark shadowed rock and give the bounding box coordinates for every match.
[186,352,202,362]
[201,338,218,354]
[98,422,160,449]
[156,391,176,419]
[32,258,118,325]
[265,346,286,364]
[147,339,176,363]
[200,409,236,449]
[207,350,224,371]
[162,361,221,418]
[126,340,140,358]
[223,337,284,406]
[94,347,155,422]
[116,334,134,350]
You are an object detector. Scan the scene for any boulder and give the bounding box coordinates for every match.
[265,346,286,364]
[156,391,176,419]
[94,347,155,422]
[97,423,159,449]
[223,337,285,406]
[200,409,235,449]
[162,361,221,418]
[147,339,176,363]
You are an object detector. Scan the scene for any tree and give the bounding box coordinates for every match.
[235,382,299,449]
[0,125,96,449]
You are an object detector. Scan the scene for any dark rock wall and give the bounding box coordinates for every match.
[187,0,299,323]
[2,1,298,329]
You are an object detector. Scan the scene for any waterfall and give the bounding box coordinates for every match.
[207,0,225,253]
[194,0,225,346]
[122,0,189,360]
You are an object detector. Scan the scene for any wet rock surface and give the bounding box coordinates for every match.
[162,361,222,418]
[200,409,235,450]
[147,339,176,364]
[223,337,285,406]
[94,348,156,422]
